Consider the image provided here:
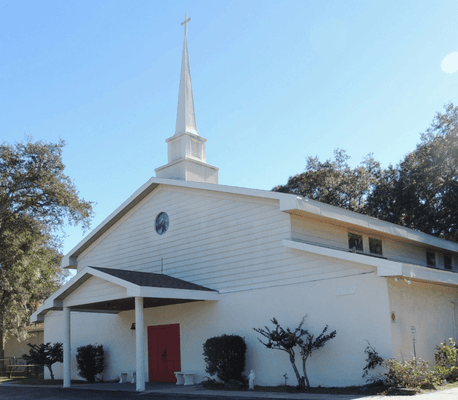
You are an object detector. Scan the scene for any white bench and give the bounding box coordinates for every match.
[174,371,195,386]
[119,371,136,383]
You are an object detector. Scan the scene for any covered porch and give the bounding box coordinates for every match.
[31,266,218,392]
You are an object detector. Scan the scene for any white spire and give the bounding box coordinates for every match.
[175,14,197,136]
[155,14,219,184]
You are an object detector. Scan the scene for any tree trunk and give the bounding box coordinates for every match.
[47,365,55,380]
[0,331,5,361]
[302,355,310,388]
[0,315,5,366]
[288,350,304,388]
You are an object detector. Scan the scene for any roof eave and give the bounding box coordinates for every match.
[62,177,458,270]
[280,196,458,253]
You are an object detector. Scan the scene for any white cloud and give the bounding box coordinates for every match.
[441,52,458,74]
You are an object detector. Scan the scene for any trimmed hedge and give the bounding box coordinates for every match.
[76,344,105,383]
[203,334,246,383]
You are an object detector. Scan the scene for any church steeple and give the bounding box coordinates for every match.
[155,14,219,184]
[175,14,197,136]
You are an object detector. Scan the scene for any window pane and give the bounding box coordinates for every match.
[444,254,452,270]
[348,233,363,252]
[369,238,383,255]
[426,251,436,267]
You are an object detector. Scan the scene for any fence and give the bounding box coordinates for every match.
[0,357,43,378]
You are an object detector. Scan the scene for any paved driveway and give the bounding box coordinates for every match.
[1,383,458,400]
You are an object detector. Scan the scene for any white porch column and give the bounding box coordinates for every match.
[135,296,145,392]
[63,306,71,388]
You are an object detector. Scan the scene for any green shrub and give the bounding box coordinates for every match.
[362,338,458,389]
[434,338,458,381]
[76,344,105,382]
[385,358,440,389]
[362,341,384,382]
[203,334,246,383]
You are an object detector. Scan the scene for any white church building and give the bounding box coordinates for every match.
[32,16,458,391]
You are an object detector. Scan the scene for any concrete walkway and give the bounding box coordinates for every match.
[1,380,458,400]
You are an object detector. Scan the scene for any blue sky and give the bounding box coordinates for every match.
[2,0,458,255]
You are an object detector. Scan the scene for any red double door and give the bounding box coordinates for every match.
[148,324,181,382]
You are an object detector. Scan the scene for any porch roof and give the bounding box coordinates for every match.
[89,267,216,291]
[31,266,218,323]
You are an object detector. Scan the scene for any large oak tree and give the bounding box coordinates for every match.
[273,149,381,213]
[366,103,458,242]
[274,103,458,243]
[0,139,93,360]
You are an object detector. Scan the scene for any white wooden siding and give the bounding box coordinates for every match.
[291,215,347,249]
[291,214,453,270]
[64,276,127,307]
[77,186,368,293]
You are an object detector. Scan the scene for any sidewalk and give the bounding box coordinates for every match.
[1,380,458,400]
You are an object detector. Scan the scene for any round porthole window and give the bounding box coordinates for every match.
[155,212,169,235]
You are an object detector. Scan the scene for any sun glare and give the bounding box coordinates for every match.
[441,52,458,74]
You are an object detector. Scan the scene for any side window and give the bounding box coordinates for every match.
[444,254,452,270]
[369,238,383,255]
[426,251,436,267]
[348,233,363,252]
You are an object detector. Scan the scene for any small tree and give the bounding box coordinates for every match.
[254,317,336,388]
[299,326,336,388]
[22,342,63,380]
[254,317,307,387]
[203,335,246,383]
[76,344,104,383]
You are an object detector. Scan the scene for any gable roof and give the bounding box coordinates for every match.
[90,267,216,292]
[62,177,458,269]
[31,266,218,322]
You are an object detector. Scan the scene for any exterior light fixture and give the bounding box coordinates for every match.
[130,323,136,330]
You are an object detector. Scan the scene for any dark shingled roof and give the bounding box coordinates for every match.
[90,267,217,292]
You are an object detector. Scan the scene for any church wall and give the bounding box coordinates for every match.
[43,310,130,382]
[42,262,393,386]
[150,268,393,388]
[387,278,458,364]
[76,186,368,294]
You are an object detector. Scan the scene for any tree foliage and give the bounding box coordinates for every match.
[274,103,458,243]
[0,138,93,358]
[254,317,305,387]
[254,317,336,388]
[434,338,458,380]
[362,341,384,381]
[273,149,381,213]
[366,103,458,241]
[22,342,63,380]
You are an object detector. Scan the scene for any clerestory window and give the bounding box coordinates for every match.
[426,251,436,268]
[348,233,363,252]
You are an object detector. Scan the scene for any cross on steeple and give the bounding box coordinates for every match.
[181,13,191,36]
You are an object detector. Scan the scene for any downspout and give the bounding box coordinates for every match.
[452,302,457,341]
